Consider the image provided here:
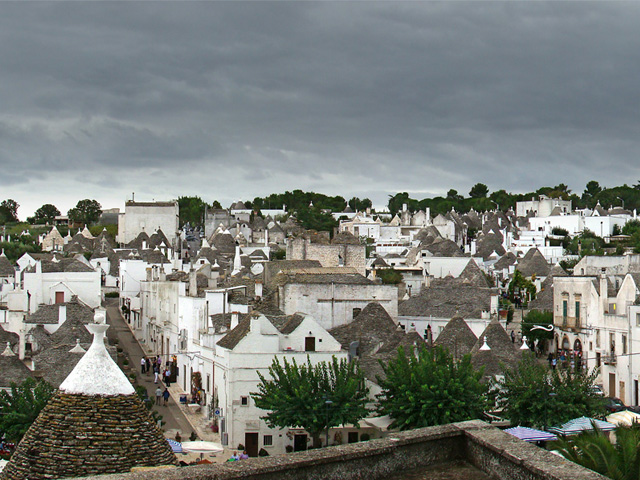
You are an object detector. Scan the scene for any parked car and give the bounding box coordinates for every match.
[604,397,626,413]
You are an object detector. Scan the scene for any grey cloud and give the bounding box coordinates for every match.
[0,2,640,214]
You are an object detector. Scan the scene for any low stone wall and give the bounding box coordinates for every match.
[74,420,607,480]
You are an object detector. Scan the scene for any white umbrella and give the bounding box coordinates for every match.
[181,441,224,459]
[607,410,640,427]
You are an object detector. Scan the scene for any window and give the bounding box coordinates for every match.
[562,300,568,325]
[575,301,580,326]
[623,334,628,355]
[610,333,616,353]
[596,352,601,367]
[241,396,249,406]
[263,435,273,446]
[55,291,65,304]
[596,329,601,349]
[637,313,640,326]
[352,308,361,319]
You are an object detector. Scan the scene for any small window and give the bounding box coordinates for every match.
[637,313,640,326]
[263,435,273,446]
[623,334,628,355]
[55,291,65,304]
[241,396,249,406]
[353,308,361,319]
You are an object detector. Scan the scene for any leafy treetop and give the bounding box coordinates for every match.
[252,356,369,448]
[376,345,488,430]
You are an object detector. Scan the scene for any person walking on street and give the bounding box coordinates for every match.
[164,368,171,387]
[163,388,170,406]
[154,365,159,384]
[155,386,162,405]
[141,357,146,374]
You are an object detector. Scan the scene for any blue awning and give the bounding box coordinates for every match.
[504,426,558,442]
[548,416,615,436]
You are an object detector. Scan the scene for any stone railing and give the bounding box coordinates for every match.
[73,420,607,480]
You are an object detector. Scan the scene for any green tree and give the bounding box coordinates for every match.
[622,220,640,236]
[555,424,640,480]
[67,199,102,225]
[348,197,373,212]
[252,356,370,448]
[376,268,403,285]
[0,378,55,442]
[376,345,488,430]
[446,189,463,201]
[521,310,554,344]
[508,270,537,306]
[178,196,208,227]
[0,199,19,224]
[294,206,338,233]
[498,353,603,429]
[469,183,489,198]
[28,204,61,225]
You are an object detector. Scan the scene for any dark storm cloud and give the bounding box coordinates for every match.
[1,2,640,216]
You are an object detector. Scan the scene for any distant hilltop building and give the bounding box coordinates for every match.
[0,315,177,479]
[116,200,179,247]
[515,195,571,217]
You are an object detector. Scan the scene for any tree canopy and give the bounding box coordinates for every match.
[28,204,61,225]
[178,196,208,228]
[469,183,489,198]
[521,310,554,344]
[0,378,55,442]
[376,345,488,430]
[0,199,19,224]
[252,356,369,447]
[67,199,102,225]
[497,353,604,429]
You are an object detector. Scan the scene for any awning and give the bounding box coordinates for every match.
[607,410,640,427]
[362,415,394,431]
[504,426,557,442]
[548,416,616,436]
[166,439,182,453]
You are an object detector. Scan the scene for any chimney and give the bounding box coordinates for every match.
[255,281,263,299]
[402,203,407,212]
[58,304,67,324]
[264,229,269,247]
[230,311,240,330]
[600,272,608,313]
[366,207,371,215]
[159,269,166,282]
[146,267,152,282]
[189,271,198,297]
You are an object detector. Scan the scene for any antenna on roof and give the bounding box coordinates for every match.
[132,192,135,202]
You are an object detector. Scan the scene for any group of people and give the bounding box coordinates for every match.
[227,451,249,461]
[140,356,174,386]
[547,350,583,370]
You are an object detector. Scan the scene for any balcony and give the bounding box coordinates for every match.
[603,352,617,365]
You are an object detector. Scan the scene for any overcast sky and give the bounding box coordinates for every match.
[2,2,640,217]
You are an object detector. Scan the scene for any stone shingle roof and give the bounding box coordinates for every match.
[458,260,490,288]
[216,316,252,350]
[399,283,492,319]
[470,320,519,366]
[0,325,19,348]
[475,233,506,260]
[1,393,178,479]
[49,317,93,346]
[210,231,237,255]
[493,252,517,270]
[0,343,33,388]
[277,272,373,285]
[517,249,550,278]
[27,258,95,273]
[329,303,423,383]
[528,264,568,312]
[126,231,151,250]
[423,237,465,257]
[27,297,94,325]
[0,252,15,276]
[138,249,170,264]
[471,348,504,380]
[332,231,361,245]
[32,344,88,388]
[433,317,478,360]
[278,314,305,334]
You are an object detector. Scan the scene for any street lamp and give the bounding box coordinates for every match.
[325,399,333,447]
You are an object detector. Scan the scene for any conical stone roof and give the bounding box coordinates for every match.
[434,316,478,359]
[0,323,177,480]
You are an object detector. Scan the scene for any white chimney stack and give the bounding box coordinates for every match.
[58,304,67,324]
[255,281,263,299]
[230,311,240,330]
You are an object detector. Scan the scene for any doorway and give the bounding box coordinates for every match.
[609,373,616,398]
[348,432,359,443]
[244,433,259,457]
[294,434,307,452]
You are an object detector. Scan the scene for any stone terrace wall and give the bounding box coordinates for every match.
[74,421,606,480]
